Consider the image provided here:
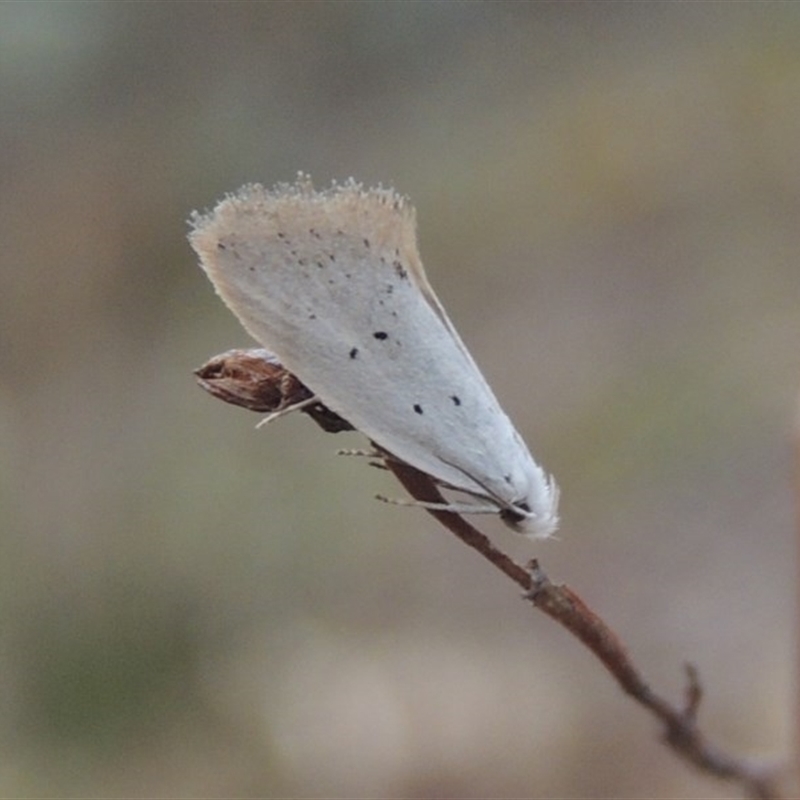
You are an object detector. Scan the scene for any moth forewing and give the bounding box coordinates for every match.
[190,177,559,538]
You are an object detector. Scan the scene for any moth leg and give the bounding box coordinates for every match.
[336,448,392,473]
[375,494,502,516]
[255,396,322,428]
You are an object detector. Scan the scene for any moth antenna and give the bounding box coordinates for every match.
[255,396,321,428]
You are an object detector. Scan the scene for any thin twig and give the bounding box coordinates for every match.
[384,459,785,800]
[196,349,787,799]
[526,560,781,799]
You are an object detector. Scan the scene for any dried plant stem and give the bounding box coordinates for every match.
[385,459,784,800]
[195,352,786,799]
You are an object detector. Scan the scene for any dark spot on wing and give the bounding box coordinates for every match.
[363,238,370,249]
[373,331,388,341]
[451,395,461,406]
[349,347,359,359]
[393,261,408,279]
[413,404,423,415]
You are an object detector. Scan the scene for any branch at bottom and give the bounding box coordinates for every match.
[385,459,785,800]
[194,350,787,799]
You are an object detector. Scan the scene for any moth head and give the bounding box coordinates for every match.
[501,476,560,539]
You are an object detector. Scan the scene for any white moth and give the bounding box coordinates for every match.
[189,175,559,538]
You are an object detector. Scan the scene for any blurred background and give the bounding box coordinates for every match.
[1,3,797,797]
